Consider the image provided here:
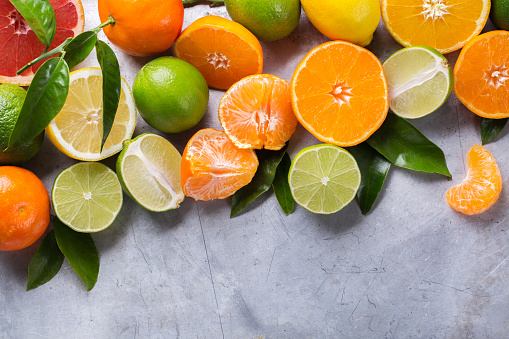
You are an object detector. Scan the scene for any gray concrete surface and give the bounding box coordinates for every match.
[1,1,508,338]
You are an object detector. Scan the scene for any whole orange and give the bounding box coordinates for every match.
[0,166,50,251]
[98,0,184,57]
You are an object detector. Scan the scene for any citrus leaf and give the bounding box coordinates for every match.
[367,112,451,177]
[52,218,99,291]
[231,145,288,218]
[26,230,64,291]
[8,0,56,46]
[95,40,121,152]
[481,118,508,145]
[64,31,98,70]
[350,143,391,215]
[272,152,294,215]
[7,58,69,151]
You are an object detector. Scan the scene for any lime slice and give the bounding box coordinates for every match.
[289,144,361,214]
[383,46,453,119]
[116,133,184,212]
[52,162,123,232]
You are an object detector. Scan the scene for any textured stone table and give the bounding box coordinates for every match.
[1,2,508,338]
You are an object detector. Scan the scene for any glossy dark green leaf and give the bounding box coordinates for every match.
[350,143,391,215]
[367,112,451,177]
[64,31,98,70]
[231,145,288,218]
[272,152,294,215]
[9,0,56,46]
[481,118,508,145]
[95,40,121,151]
[17,37,72,75]
[52,218,99,291]
[7,58,69,151]
[26,230,64,291]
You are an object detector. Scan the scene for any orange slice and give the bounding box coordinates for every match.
[381,0,490,54]
[290,41,389,147]
[181,129,259,201]
[174,15,263,90]
[218,74,297,150]
[447,145,502,215]
[454,31,509,119]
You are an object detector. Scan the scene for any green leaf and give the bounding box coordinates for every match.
[8,0,56,46]
[7,58,69,151]
[64,31,98,70]
[350,143,391,215]
[367,112,451,177]
[231,145,288,218]
[26,230,64,291]
[95,40,121,151]
[52,218,99,291]
[272,152,294,215]
[481,118,508,145]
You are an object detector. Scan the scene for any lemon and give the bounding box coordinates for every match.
[46,67,137,161]
[301,0,380,47]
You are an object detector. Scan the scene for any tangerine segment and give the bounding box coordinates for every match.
[181,129,259,201]
[454,31,509,118]
[381,0,490,54]
[447,145,502,215]
[218,74,297,150]
[290,41,389,147]
[174,15,263,90]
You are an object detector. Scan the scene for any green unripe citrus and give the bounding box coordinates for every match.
[491,0,509,30]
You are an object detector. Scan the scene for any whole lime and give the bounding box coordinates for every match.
[225,0,301,42]
[133,57,209,133]
[491,0,509,30]
[0,84,44,165]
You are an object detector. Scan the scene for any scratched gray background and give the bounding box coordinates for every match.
[1,1,508,338]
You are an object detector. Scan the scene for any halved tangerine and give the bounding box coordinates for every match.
[218,74,297,150]
[290,41,389,147]
[447,145,502,215]
[181,129,259,201]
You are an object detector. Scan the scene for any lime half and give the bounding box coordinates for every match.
[52,162,123,232]
[289,144,361,214]
[383,46,453,119]
[117,133,184,212]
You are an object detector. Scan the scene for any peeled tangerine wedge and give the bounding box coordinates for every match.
[447,145,502,215]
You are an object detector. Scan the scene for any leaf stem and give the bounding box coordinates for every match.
[182,0,225,7]
[92,15,116,33]
[16,37,72,75]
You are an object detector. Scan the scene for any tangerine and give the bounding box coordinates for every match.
[0,166,50,251]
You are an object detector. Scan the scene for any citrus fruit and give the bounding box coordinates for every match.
[0,84,44,165]
[447,145,502,215]
[453,31,509,119]
[174,15,263,90]
[117,133,185,212]
[491,0,509,30]
[224,0,301,41]
[0,0,84,85]
[52,162,123,232]
[0,166,50,251]
[46,67,137,161]
[383,46,453,119]
[301,0,380,47]
[290,41,389,147]
[288,144,361,214]
[381,0,490,54]
[98,0,184,57]
[218,74,297,150]
[181,128,259,201]
[133,57,209,134]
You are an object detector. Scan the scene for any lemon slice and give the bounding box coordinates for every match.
[46,67,137,161]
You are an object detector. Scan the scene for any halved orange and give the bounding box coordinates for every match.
[174,15,263,90]
[218,74,297,150]
[290,41,389,147]
[454,31,509,118]
[181,128,259,201]
[447,145,502,215]
[381,0,490,54]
